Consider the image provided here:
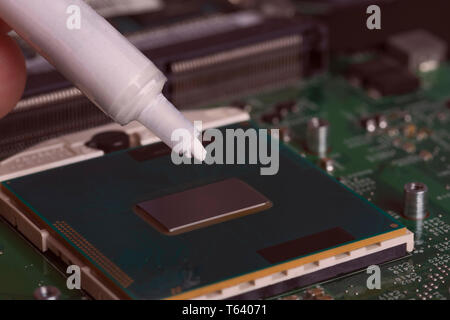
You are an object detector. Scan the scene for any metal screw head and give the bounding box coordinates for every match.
[405,182,428,194]
[403,182,428,220]
[34,286,61,300]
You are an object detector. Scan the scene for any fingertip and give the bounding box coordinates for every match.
[0,34,26,118]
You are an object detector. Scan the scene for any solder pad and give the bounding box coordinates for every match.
[1,123,407,299]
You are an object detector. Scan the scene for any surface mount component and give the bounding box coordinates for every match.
[366,69,420,98]
[306,117,329,158]
[346,57,420,97]
[387,30,447,73]
[346,57,398,88]
[1,122,413,300]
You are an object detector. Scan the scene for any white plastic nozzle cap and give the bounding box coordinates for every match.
[137,94,207,162]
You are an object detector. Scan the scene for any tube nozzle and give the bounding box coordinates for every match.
[137,93,207,162]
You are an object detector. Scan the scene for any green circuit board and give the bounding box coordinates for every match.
[0,216,86,300]
[0,60,449,300]
[2,121,408,300]
[247,63,450,300]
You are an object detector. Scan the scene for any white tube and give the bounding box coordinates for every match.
[0,0,206,160]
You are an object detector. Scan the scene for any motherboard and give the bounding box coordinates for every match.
[249,64,450,300]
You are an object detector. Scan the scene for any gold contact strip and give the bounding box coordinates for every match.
[167,227,407,300]
[54,221,133,288]
[54,221,133,287]
[54,221,134,288]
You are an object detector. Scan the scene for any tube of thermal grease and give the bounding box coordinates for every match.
[0,0,206,161]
